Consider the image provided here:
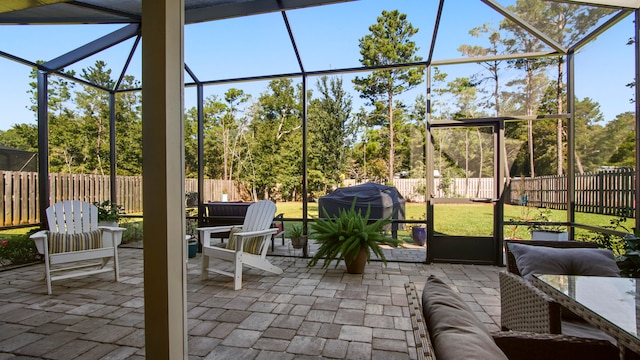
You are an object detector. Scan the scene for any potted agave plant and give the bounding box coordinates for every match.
[289,224,307,249]
[308,200,400,274]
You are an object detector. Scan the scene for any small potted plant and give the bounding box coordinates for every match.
[94,200,124,227]
[411,224,426,246]
[410,213,426,246]
[289,224,307,249]
[185,192,198,207]
[308,200,400,274]
[528,208,567,241]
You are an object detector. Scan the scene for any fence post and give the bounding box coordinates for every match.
[599,172,604,215]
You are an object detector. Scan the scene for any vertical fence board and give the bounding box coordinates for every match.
[0,172,5,226]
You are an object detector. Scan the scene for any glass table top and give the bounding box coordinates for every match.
[534,274,640,339]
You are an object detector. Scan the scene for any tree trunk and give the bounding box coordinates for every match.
[388,92,394,183]
[465,130,470,197]
[476,128,483,197]
[557,58,564,176]
[528,120,535,178]
[575,150,585,174]
[223,126,229,180]
[493,61,511,185]
[526,61,535,179]
[557,119,563,175]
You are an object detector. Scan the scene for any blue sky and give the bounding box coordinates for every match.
[0,0,635,131]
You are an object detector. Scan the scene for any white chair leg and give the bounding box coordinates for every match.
[45,255,52,295]
[113,247,120,282]
[233,251,243,290]
[261,262,283,275]
[201,254,209,280]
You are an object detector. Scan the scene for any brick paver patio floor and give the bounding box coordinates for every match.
[0,243,501,359]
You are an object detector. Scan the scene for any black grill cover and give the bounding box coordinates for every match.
[318,182,406,236]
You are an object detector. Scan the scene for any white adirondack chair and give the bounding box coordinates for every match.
[199,200,282,290]
[30,200,125,294]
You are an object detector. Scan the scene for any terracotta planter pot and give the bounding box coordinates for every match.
[344,247,368,274]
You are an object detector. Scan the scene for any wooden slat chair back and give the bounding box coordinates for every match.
[30,200,125,294]
[199,200,282,290]
[47,200,98,234]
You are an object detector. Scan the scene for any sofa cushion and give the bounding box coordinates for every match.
[507,242,620,281]
[422,275,508,360]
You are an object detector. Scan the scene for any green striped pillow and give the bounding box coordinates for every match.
[226,228,263,255]
[48,229,103,254]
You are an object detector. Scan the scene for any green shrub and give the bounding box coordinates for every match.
[308,200,400,270]
[0,231,42,267]
[577,216,627,255]
[617,234,640,278]
[121,221,143,244]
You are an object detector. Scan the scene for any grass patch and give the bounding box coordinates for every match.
[275,202,634,240]
[0,203,631,247]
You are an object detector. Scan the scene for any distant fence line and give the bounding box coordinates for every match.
[0,171,242,227]
[344,177,495,201]
[349,169,636,217]
[0,169,635,227]
[507,168,636,217]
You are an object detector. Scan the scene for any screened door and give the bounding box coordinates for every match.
[426,122,505,265]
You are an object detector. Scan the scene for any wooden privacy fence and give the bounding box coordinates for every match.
[184,178,242,203]
[507,168,636,217]
[344,178,495,201]
[0,171,245,227]
[0,172,145,227]
[1,169,635,227]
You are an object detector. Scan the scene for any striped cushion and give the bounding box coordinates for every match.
[226,228,263,255]
[48,230,103,254]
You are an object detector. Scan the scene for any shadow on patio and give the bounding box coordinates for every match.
[0,247,501,359]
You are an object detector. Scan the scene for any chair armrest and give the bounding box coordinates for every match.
[197,225,235,233]
[233,228,278,238]
[492,331,618,360]
[30,230,48,255]
[499,271,561,334]
[99,226,126,247]
[98,226,126,232]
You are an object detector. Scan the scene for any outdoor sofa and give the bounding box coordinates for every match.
[406,275,618,360]
[500,239,620,343]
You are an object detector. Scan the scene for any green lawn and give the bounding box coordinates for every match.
[274,202,633,241]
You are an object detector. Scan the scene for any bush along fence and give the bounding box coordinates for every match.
[0,230,42,268]
[0,169,635,227]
